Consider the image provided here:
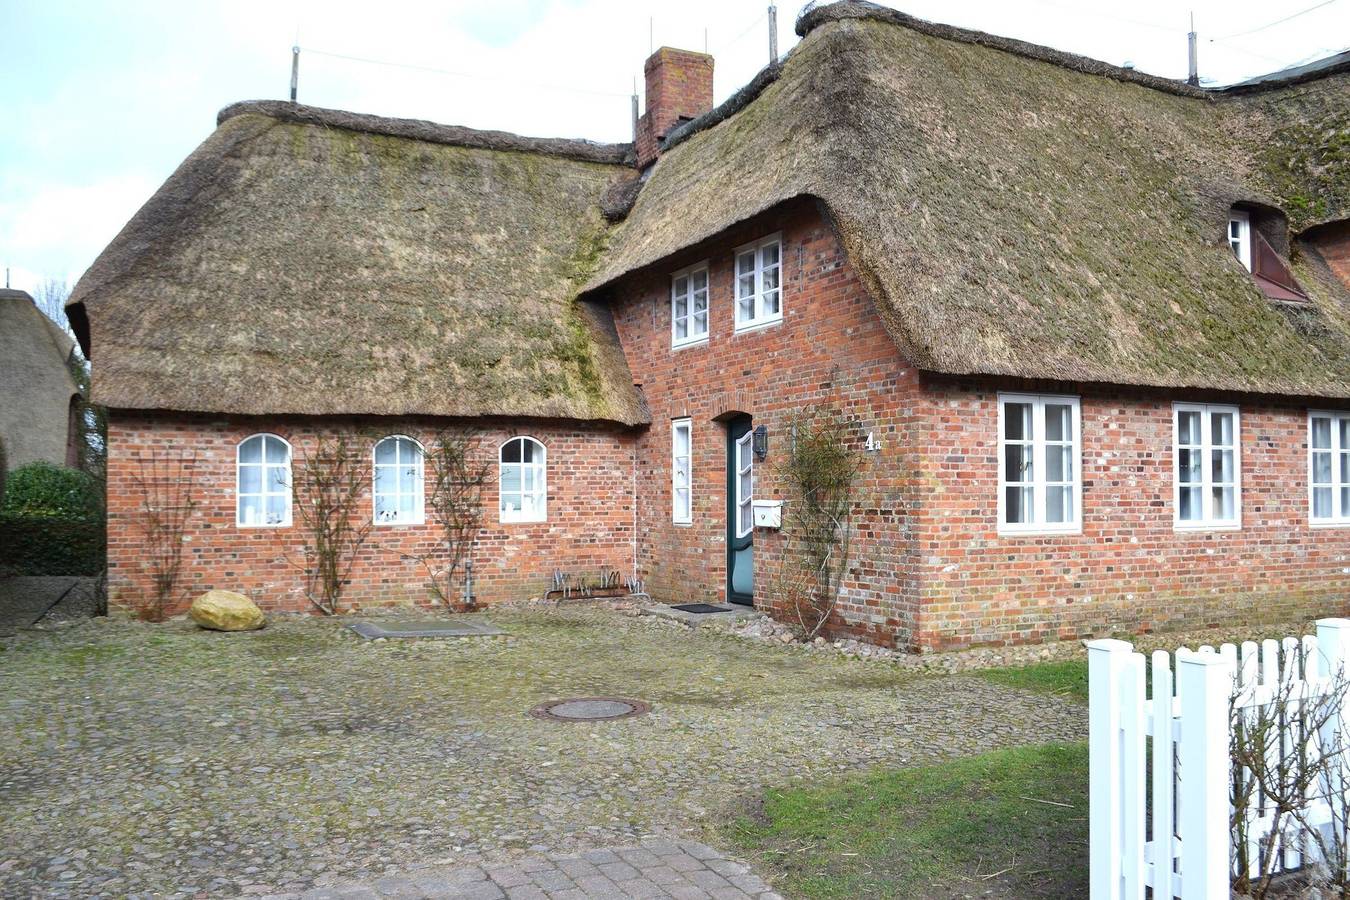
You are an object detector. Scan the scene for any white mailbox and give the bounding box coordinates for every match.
[752,499,782,529]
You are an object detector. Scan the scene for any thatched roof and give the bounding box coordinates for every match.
[0,290,79,469]
[586,1,1350,399]
[69,102,648,425]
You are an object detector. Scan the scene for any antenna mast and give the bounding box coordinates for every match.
[768,5,778,63]
[1186,12,1199,85]
[290,45,300,102]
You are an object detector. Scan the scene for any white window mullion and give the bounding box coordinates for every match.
[1032,399,1046,527]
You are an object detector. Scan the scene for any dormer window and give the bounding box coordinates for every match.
[1228,206,1307,303]
[1229,210,1252,271]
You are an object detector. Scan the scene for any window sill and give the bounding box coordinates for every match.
[672,520,693,527]
[237,522,291,529]
[1172,522,1242,533]
[671,337,708,352]
[997,525,1083,538]
[374,520,425,528]
[733,316,783,336]
[1310,520,1350,529]
[500,516,547,525]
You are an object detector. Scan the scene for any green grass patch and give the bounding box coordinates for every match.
[976,659,1088,704]
[726,742,1088,899]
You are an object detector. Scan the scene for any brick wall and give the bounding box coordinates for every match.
[609,198,923,646]
[912,381,1350,650]
[106,413,637,617]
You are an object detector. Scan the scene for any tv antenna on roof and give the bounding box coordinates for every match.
[1187,12,1199,85]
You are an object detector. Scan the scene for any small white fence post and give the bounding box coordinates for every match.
[1176,648,1235,900]
[1089,638,1135,900]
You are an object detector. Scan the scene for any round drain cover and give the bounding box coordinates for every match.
[529,697,651,722]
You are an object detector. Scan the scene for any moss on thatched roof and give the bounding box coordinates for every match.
[587,1,1350,399]
[70,104,648,425]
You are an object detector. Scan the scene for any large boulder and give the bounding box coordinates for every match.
[189,590,265,632]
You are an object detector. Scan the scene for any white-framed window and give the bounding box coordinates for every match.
[499,436,546,523]
[1173,403,1241,529]
[733,234,782,331]
[735,429,754,538]
[1229,210,1252,272]
[998,394,1082,534]
[237,433,291,527]
[672,418,692,524]
[671,263,709,347]
[1310,411,1350,525]
[373,435,424,525]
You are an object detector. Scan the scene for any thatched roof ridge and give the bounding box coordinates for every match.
[586,5,1350,399]
[219,100,635,165]
[72,107,649,425]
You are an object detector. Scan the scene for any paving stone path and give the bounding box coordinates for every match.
[297,839,779,899]
[0,607,1086,897]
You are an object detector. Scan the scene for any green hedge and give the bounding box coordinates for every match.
[1,462,101,520]
[0,514,105,576]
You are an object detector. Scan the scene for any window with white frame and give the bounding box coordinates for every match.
[1174,403,1241,528]
[1229,210,1252,271]
[734,234,782,331]
[237,434,291,527]
[998,394,1081,533]
[672,419,692,524]
[499,436,546,523]
[1310,411,1350,524]
[373,435,424,525]
[671,264,709,347]
[735,429,754,537]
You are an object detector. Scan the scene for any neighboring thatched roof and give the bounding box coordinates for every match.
[586,0,1350,399]
[0,290,79,469]
[69,103,648,425]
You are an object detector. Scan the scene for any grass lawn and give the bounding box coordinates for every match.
[976,659,1089,703]
[725,741,1089,898]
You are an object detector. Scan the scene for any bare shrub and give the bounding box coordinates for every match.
[288,435,373,615]
[405,429,493,610]
[774,405,860,640]
[127,449,198,622]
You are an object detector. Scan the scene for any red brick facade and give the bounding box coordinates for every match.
[103,202,1350,650]
[106,414,636,616]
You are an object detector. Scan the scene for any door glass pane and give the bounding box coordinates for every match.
[1314,487,1333,519]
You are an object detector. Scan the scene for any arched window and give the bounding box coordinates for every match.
[373,435,424,525]
[237,434,291,527]
[499,436,546,523]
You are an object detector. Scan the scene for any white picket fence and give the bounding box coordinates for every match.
[1089,618,1350,900]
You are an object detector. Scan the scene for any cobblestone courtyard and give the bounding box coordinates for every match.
[0,608,1086,897]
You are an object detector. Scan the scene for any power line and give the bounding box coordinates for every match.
[1212,0,1340,40]
[298,46,632,99]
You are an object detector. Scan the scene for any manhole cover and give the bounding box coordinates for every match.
[529,697,651,722]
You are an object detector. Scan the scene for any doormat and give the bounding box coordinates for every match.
[670,603,735,614]
[347,620,505,640]
[530,697,651,722]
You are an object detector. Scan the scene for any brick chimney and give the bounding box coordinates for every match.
[635,47,714,170]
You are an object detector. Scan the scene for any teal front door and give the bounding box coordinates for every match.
[726,416,754,605]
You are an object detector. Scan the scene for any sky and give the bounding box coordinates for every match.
[2,0,1346,297]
